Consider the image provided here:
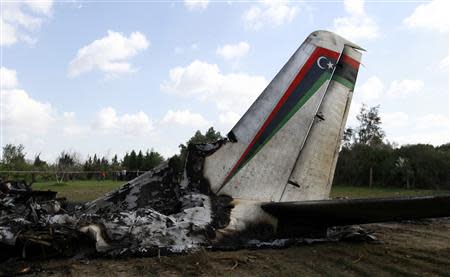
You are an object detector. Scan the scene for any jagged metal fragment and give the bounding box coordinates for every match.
[0,142,233,259]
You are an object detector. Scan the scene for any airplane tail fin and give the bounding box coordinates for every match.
[203,31,363,202]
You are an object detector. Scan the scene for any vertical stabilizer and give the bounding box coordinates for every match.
[279,45,362,202]
[203,31,363,202]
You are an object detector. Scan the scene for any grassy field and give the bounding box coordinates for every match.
[330,185,449,199]
[32,180,450,202]
[33,180,123,202]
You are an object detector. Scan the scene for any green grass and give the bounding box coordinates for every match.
[32,180,123,202]
[31,180,449,202]
[331,185,449,199]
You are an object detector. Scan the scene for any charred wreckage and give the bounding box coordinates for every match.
[2,30,450,262]
[1,142,253,259]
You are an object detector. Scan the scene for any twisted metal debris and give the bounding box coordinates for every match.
[0,141,234,260]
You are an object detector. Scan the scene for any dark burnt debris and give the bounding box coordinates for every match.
[0,141,235,261]
[0,141,374,263]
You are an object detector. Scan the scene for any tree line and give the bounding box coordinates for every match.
[0,127,222,183]
[1,108,449,189]
[334,105,450,190]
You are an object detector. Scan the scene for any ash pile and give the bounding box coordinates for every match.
[0,141,235,260]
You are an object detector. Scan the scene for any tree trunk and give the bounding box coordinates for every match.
[369,167,373,188]
[406,171,410,190]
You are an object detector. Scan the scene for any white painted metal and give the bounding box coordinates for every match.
[280,46,362,202]
[206,82,330,201]
[203,31,363,204]
[229,30,362,145]
[229,43,314,144]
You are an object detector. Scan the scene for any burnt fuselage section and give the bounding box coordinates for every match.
[0,142,239,259]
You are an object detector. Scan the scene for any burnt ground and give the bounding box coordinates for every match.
[2,218,449,277]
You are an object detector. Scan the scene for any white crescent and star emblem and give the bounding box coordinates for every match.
[317,56,334,70]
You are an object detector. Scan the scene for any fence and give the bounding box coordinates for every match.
[0,170,146,183]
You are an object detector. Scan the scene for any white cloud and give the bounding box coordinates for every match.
[386,79,424,98]
[357,76,384,102]
[0,68,86,161]
[381,112,409,129]
[68,30,149,77]
[439,56,449,68]
[416,114,449,130]
[219,111,241,127]
[1,67,55,136]
[1,67,19,89]
[332,0,379,42]
[348,76,383,126]
[243,0,298,30]
[347,100,362,127]
[93,107,154,136]
[403,0,449,32]
[161,60,268,116]
[0,69,183,161]
[392,132,449,146]
[61,112,86,136]
[1,89,55,135]
[184,0,209,10]
[343,0,364,15]
[161,110,210,127]
[1,1,53,46]
[354,77,424,101]
[174,47,184,55]
[26,1,54,15]
[216,42,250,61]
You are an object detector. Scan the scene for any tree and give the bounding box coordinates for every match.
[397,144,450,190]
[172,127,224,176]
[129,150,138,170]
[84,156,94,179]
[342,127,354,149]
[142,149,164,171]
[354,105,385,187]
[137,150,144,171]
[32,154,48,183]
[33,154,47,168]
[394,156,413,189]
[110,154,121,180]
[186,127,223,145]
[111,154,120,168]
[355,105,385,147]
[122,153,130,170]
[1,144,27,170]
[0,144,30,181]
[55,151,80,183]
[100,156,109,170]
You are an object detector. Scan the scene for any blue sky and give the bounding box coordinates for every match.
[1,0,449,162]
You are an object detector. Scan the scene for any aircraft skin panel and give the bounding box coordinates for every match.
[217,81,331,201]
[220,49,340,188]
[280,46,361,202]
[229,30,361,145]
[204,31,362,203]
[203,140,246,193]
[205,80,330,198]
[280,82,352,201]
[229,42,315,144]
[204,35,333,194]
[326,89,353,190]
[204,47,343,199]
